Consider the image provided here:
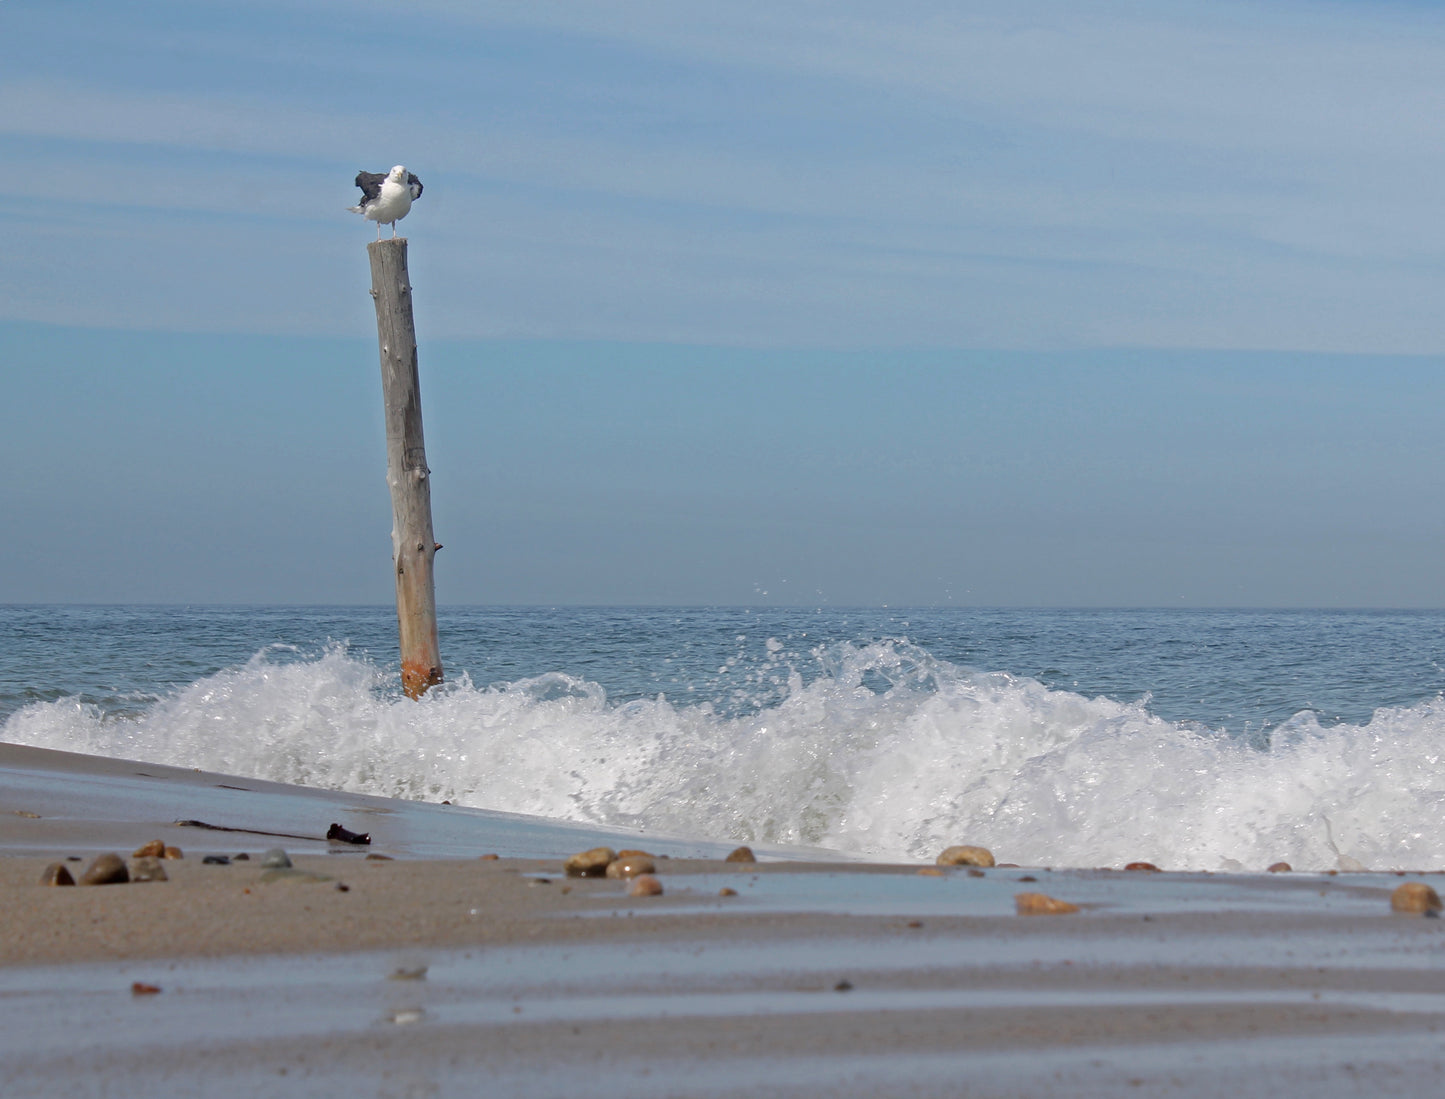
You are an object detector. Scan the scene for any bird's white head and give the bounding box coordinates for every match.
[388,165,408,182]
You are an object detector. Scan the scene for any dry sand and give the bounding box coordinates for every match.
[4,742,1445,1097]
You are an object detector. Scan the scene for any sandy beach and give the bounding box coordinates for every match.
[4,742,1445,1097]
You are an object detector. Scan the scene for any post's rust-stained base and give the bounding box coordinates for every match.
[401,660,445,701]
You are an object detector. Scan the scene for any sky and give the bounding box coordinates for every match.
[5,0,1445,607]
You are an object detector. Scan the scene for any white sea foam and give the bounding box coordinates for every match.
[5,641,1444,871]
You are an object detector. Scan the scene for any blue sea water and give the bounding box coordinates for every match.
[3,605,1445,871]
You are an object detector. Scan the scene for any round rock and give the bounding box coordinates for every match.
[605,855,656,879]
[564,847,617,877]
[629,873,664,897]
[260,848,293,869]
[1015,891,1080,916]
[129,856,168,883]
[79,853,130,885]
[132,839,166,859]
[937,845,995,868]
[724,846,756,863]
[38,862,75,886]
[1391,881,1443,914]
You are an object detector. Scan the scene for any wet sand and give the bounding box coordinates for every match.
[4,742,1445,1097]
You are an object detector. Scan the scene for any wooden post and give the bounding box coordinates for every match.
[368,237,443,699]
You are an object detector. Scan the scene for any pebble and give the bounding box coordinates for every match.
[129,856,168,882]
[725,846,757,863]
[937,845,996,868]
[629,874,664,897]
[719,887,738,897]
[79,853,130,885]
[163,846,184,860]
[132,840,165,859]
[617,849,653,858]
[563,847,617,877]
[260,848,293,869]
[1124,862,1161,872]
[130,982,162,996]
[202,855,231,866]
[605,855,657,879]
[916,867,945,877]
[1391,881,1443,914]
[38,862,74,886]
[1015,891,1080,916]
[1267,862,1292,873]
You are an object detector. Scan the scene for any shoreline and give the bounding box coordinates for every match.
[5,742,1445,1096]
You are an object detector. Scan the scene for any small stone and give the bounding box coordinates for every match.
[79,853,129,885]
[617,849,653,858]
[605,855,657,879]
[129,856,168,882]
[1267,862,1292,873]
[132,840,165,859]
[1124,862,1161,872]
[916,867,945,877]
[39,862,74,886]
[834,979,853,992]
[563,847,617,877]
[725,846,756,863]
[368,853,395,861]
[937,845,995,868]
[335,882,350,892]
[13,810,40,819]
[966,868,986,878]
[1015,891,1080,916]
[130,982,162,996]
[260,848,293,869]
[719,887,738,897]
[1391,881,1443,914]
[232,853,250,861]
[202,855,231,865]
[629,873,664,897]
[478,853,499,861]
[163,846,183,860]
[389,966,428,981]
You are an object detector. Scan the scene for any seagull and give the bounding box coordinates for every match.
[348,166,423,239]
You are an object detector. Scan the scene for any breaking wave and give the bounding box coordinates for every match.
[6,640,1445,871]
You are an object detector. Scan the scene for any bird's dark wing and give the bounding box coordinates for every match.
[407,173,423,200]
[354,171,387,202]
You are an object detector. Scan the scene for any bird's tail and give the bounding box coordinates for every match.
[346,205,365,215]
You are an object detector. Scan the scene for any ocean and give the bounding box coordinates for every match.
[3,604,1444,872]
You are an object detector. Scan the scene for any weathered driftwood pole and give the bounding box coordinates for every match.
[368,237,443,699]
